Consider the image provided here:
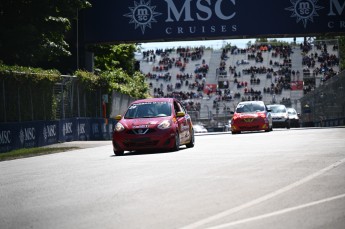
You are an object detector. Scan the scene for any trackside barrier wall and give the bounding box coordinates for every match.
[110,91,136,117]
[0,118,117,153]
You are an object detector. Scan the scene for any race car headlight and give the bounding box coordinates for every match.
[114,122,125,132]
[157,120,171,129]
[232,114,240,123]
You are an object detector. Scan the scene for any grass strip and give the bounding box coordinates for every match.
[0,147,80,161]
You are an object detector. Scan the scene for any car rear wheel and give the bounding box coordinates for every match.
[232,131,241,135]
[186,129,195,148]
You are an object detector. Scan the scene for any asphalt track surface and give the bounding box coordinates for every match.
[1,127,345,229]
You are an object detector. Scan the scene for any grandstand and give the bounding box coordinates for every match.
[138,40,340,127]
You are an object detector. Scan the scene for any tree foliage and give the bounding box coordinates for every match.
[85,43,149,98]
[255,38,268,43]
[89,44,138,74]
[75,69,149,99]
[0,64,61,122]
[0,0,91,68]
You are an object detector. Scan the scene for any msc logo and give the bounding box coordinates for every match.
[0,130,11,145]
[19,128,36,144]
[124,0,237,34]
[43,125,57,140]
[124,0,162,34]
[285,0,324,28]
[92,123,99,134]
[62,122,73,136]
[78,123,86,135]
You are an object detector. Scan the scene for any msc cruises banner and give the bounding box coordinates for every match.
[83,0,345,44]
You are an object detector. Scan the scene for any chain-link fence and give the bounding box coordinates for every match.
[1,76,56,122]
[300,70,345,127]
[53,76,135,120]
[1,75,135,123]
[54,75,104,119]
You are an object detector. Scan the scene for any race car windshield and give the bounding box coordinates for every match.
[287,109,297,115]
[269,105,286,113]
[124,102,172,118]
[236,103,265,113]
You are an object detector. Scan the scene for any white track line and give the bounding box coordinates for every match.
[180,157,345,229]
[206,193,345,229]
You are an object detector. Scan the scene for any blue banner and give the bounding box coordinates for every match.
[83,0,345,44]
[77,118,90,141]
[39,121,60,147]
[0,118,116,153]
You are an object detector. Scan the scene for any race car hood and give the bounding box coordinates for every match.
[237,113,259,119]
[121,117,171,129]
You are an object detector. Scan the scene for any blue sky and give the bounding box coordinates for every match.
[140,37,305,51]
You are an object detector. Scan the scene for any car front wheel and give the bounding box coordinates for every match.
[114,150,124,156]
[286,120,291,129]
[186,129,195,148]
[171,132,180,151]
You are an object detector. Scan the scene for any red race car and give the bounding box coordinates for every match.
[112,98,195,156]
[231,101,273,134]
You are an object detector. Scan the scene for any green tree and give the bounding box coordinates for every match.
[256,38,268,43]
[77,43,149,99]
[0,0,91,68]
[90,44,138,75]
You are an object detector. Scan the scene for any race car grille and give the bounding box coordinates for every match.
[123,139,159,147]
[273,117,284,120]
[239,125,259,130]
[128,128,155,135]
[242,118,255,123]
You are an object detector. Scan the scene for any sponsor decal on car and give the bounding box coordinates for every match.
[133,125,149,129]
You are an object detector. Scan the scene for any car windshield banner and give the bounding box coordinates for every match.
[83,0,345,44]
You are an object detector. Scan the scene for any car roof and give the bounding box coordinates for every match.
[237,101,265,105]
[131,98,175,104]
[267,104,287,107]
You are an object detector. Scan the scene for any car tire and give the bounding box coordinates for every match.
[286,120,291,129]
[232,131,240,135]
[114,150,124,156]
[186,129,195,148]
[171,132,180,151]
